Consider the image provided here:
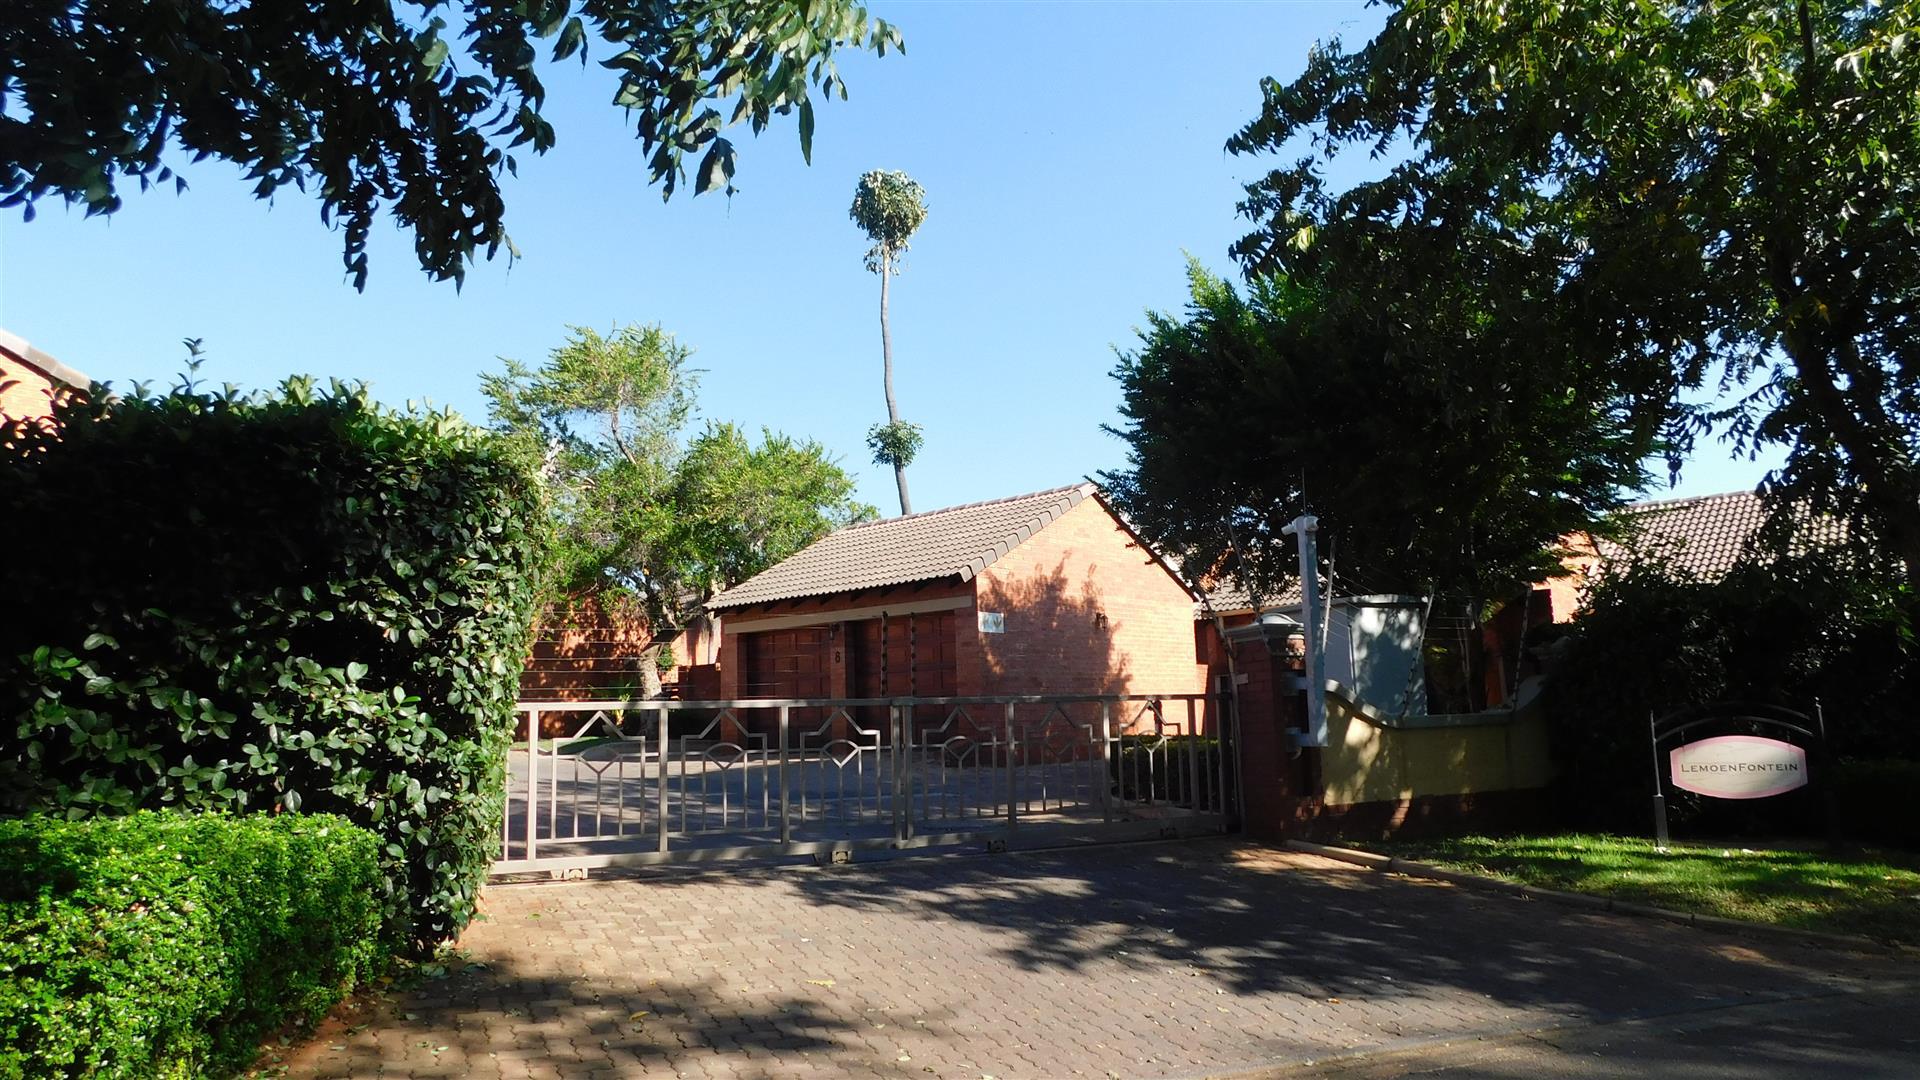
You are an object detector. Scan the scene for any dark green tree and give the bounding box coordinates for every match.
[2,1,901,288]
[483,324,872,693]
[1228,0,1920,585]
[1102,258,1663,608]
[850,169,928,515]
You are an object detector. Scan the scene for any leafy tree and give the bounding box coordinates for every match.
[483,324,871,693]
[2,1,901,288]
[1228,0,1920,586]
[1102,258,1662,608]
[850,169,928,514]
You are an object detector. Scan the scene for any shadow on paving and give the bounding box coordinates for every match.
[277,960,939,1080]
[614,839,1879,1010]
[278,839,1904,1079]
[1262,983,1920,1079]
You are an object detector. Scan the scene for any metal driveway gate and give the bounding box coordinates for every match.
[491,694,1233,875]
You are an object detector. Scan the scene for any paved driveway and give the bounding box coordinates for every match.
[278,840,1911,1079]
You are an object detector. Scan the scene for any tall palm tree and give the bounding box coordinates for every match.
[850,170,928,515]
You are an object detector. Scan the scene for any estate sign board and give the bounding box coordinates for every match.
[1669,735,1808,800]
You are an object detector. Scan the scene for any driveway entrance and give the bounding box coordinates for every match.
[495,694,1228,876]
[281,841,1910,1079]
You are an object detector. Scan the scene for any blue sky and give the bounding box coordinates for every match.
[0,1,1776,515]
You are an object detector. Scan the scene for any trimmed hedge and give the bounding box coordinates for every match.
[0,812,391,1080]
[1111,735,1231,809]
[0,378,546,950]
[1832,759,1920,852]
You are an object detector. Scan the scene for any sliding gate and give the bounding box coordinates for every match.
[492,694,1233,875]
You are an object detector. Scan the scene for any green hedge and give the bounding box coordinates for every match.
[1832,759,1920,852]
[1541,552,1918,832]
[0,812,391,1080]
[0,378,546,950]
[1111,735,1230,809]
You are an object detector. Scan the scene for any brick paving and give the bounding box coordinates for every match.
[275,841,1904,1079]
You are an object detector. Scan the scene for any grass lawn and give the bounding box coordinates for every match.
[1354,833,1920,944]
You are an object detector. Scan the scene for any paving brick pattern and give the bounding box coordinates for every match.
[279,841,1899,1079]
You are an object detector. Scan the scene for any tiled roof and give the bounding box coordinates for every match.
[1203,578,1301,615]
[1595,489,1849,580]
[1204,490,1848,612]
[0,328,90,390]
[709,484,1097,610]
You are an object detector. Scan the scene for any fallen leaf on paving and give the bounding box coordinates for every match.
[629,1011,649,1021]
[808,979,836,987]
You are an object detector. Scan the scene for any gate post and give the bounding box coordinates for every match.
[895,702,914,844]
[1099,701,1113,824]
[1185,697,1202,816]
[1648,709,1670,850]
[656,706,671,855]
[1213,694,1231,818]
[778,705,792,846]
[1004,702,1019,834]
[525,708,540,862]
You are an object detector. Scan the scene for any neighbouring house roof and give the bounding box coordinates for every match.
[1205,489,1848,616]
[1203,579,1302,617]
[711,483,1137,611]
[0,328,90,391]
[1593,489,1850,581]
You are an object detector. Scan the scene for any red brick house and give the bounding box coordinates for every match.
[704,483,1207,717]
[0,329,89,425]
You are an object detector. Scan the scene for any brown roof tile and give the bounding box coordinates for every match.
[708,484,1098,610]
[1596,489,1849,580]
[1203,578,1302,615]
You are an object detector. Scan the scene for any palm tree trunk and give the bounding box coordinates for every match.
[879,256,912,514]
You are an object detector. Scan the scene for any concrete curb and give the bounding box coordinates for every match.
[1284,839,1907,954]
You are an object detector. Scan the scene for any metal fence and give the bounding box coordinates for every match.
[492,693,1234,875]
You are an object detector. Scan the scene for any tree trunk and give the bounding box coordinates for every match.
[880,255,911,515]
[637,643,665,701]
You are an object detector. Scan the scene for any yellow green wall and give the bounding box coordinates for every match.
[1318,691,1554,806]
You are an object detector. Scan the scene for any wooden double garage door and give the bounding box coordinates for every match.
[740,612,958,704]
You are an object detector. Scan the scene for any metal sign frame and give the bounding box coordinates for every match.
[1648,700,1827,848]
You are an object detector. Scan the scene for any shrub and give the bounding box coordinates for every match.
[1831,759,1920,852]
[0,811,390,1080]
[1541,552,1918,833]
[0,375,546,950]
[1111,735,1230,809]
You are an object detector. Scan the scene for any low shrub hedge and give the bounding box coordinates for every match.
[1832,758,1920,852]
[1111,735,1231,808]
[0,811,391,1080]
[1,377,546,951]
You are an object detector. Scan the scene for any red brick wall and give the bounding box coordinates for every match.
[0,353,59,421]
[973,498,1206,730]
[521,593,660,704]
[1226,638,1314,841]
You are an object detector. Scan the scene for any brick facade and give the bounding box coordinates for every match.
[707,497,1208,731]
[0,331,87,426]
[972,498,1200,698]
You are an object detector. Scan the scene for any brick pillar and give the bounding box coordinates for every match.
[718,629,742,699]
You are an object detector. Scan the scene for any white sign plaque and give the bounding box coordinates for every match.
[977,611,1006,634]
[1669,735,1808,800]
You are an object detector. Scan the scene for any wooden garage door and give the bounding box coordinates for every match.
[849,612,957,698]
[740,627,830,699]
